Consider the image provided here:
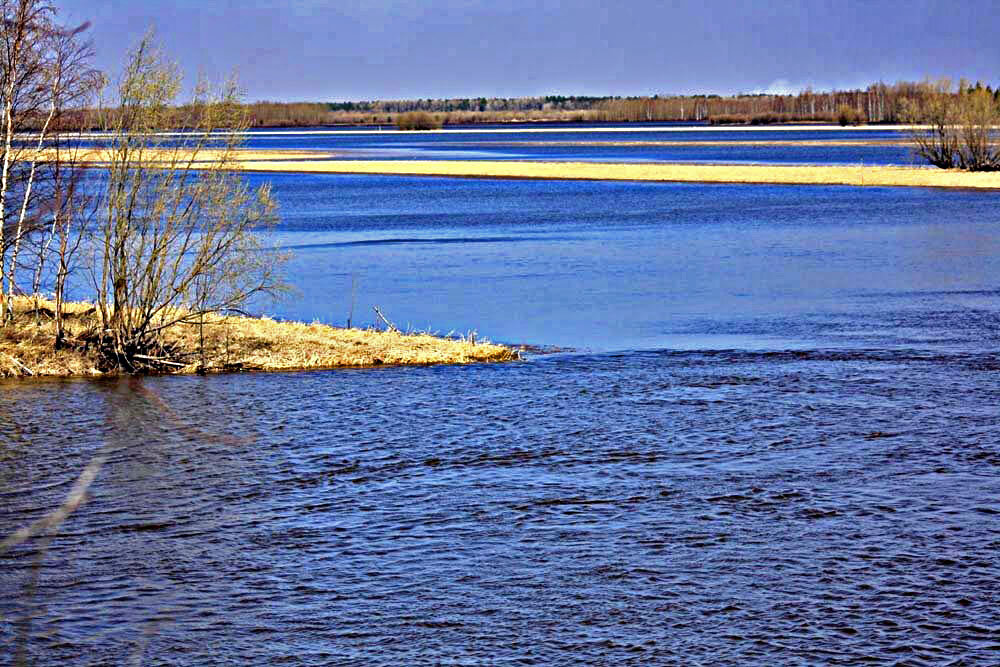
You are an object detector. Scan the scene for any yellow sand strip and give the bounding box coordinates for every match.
[57,148,1000,189]
[483,139,913,147]
[232,159,1000,190]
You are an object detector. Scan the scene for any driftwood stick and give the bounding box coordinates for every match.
[22,307,56,320]
[5,355,35,376]
[132,354,185,368]
[372,305,398,332]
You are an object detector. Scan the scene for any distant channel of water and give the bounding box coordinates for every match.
[241,124,919,165]
[64,123,922,165]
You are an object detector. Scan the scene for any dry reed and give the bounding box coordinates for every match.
[0,297,515,379]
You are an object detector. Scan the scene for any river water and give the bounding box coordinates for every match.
[2,134,1000,664]
[236,123,919,165]
[75,122,920,165]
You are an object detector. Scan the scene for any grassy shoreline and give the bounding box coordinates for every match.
[0,298,516,379]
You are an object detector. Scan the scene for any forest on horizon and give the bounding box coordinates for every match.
[236,79,1000,127]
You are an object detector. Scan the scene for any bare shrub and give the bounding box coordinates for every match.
[90,35,287,371]
[903,79,1000,171]
[396,111,441,130]
[837,105,863,126]
[955,88,1000,171]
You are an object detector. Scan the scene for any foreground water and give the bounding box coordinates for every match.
[3,176,1000,664]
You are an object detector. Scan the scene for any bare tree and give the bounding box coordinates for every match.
[903,79,1000,171]
[44,131,94,343]
[0,0,54,324]
[0,0,94,325]
[91,35,285,371]
[29,18,98,338]
[955,86,1000,171]
[902,80,961,169]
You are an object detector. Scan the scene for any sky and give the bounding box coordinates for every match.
[57,0,1000,102]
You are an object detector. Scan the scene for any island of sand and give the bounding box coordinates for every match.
[39,138,1000,190]
[59,148,1000,190]
[231,156,1000,190]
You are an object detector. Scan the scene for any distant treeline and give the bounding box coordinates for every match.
[240,96,612,127]
[232,81,1000,128]
[35,80,1000,131]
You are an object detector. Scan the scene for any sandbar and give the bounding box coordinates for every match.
[232,158,1000,190]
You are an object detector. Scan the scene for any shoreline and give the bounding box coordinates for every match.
[230,158,1000,190]
[0,298,517,380]
[61,148,999,190]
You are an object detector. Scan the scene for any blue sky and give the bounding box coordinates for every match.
[59,0,1000,101]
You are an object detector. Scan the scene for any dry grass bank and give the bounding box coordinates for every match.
[0,297,515,379]
[0,299,103,378]
[228,158,1000,190]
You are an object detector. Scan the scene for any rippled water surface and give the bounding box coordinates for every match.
[238,124,914,165]
[3,174,1000,665]
[239,124,918,165]
[73,123,920,165]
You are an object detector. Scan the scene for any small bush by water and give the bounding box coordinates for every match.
[396,111,442,130]
[903,80,1000,171]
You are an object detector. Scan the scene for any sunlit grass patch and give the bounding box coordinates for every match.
[0,297,515,378]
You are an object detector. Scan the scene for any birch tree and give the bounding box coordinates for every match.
[0,0,52,324]
[28,16,96,337]
[0,0,93,325]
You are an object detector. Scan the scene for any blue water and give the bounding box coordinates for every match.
[263,173,1000,352]
[3,172,1000,665]
[67,123,919,165]
[239,125,916,165]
